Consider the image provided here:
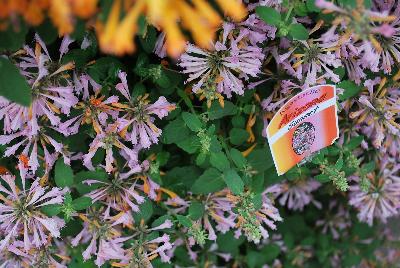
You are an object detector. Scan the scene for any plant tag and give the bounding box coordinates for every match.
[266,85,339,175]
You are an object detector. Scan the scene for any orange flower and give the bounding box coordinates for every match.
[71,0,98,18]
[49,0,73,35]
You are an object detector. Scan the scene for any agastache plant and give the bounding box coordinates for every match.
[0,1,398,267]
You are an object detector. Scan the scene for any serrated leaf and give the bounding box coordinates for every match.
[229,128,249,145]
[338,80,363,100]
[74,170,108,195]
[176,135,200,154]
[210,152,230,171]
[223,170,244,195]
[230,148,247,168]
[162,118,190,144]
[191,168,225,194]
[315,174,330,183]
[133,199,153,222]
[363,161,375,173]
[0,23,28,52]
[188,201,204,220]
[346,136,364,150]
[181,112,202,132]
[54,159,74,188]
[208,101,237,120]
[0,57,31,106]
[335,157,344,170]
[72,197,92,210]
[41,204,62,216]
[176,215,192,228]
[288,23,309,40]
[255,6,281,26]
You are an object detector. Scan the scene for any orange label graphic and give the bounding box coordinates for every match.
[266,85,339,175]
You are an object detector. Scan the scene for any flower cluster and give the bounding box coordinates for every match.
[0,0,399,267]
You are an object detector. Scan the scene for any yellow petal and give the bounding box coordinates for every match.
[49,0,73,35]
[215,0,247,21]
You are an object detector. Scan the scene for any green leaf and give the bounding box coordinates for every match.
[306,0,320,12]
[61,49,91,69]
[315,174,330,183]
[0,57,31,106]
[133,199,153,222]
[223,170,244,195]
[230,148,247,168]
[181,112,202,132]
[176,135,200,154]
[0,23,28,52]
[176,215,192,228]
[162,118,190,144]
[188,201,205,220]
[139,26,157,53]
[210,152,230,171]
[232,115,246,128]
[346,136,364,150]
[74,170,108,195]
[247,148,274,173]
[72,197,93,210]
[288,23,309,40]
[41,204,62,216]
[335,157,344,169]
[208,101,237,120]
[255,6,281,26]
[362,161,375,173]
[54,159,74,188]
[338,80,363,101]
[35,19,58,44]
[229,128,249,145]
[191,168,225,194]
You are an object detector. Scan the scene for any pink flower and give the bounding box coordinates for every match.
[84,163,150,212]
[267,179,322,211]
[349,78,400,149]
[349,158,400,226]
[0,175,66,251]
[113,219,173,267]
[0,124,70,181]
[83,123,140,173]
[179,22,264,98]
[71,210,131,267]
[0,34,78,135]
[115,71,175,149]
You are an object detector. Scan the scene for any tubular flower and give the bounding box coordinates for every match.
[114,71,175,149]
[112,219,173,267]
[96,0,246,57]
[83,123,140,173]
[349,77,400,149]
[0,175,66,251]
[267,179,322,211]
[0,0,97,34]
[83,163,149,213]
[30,240,70,268]
[315,0,397,72]
[71,210,131,267]
[279,38,342,86]
[179,22,264,100]
[315,201,351,240]
[59,74,120,135]
[0,34,77,135]
[0,121,73,181]
[349,158,400,226]
[232,190,282,243]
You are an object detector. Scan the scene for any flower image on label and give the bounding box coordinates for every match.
[266,85,339,175]
[292,122,316,155]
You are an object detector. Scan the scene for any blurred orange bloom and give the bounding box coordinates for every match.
[96,0,247,57]
[0,0,247,57]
